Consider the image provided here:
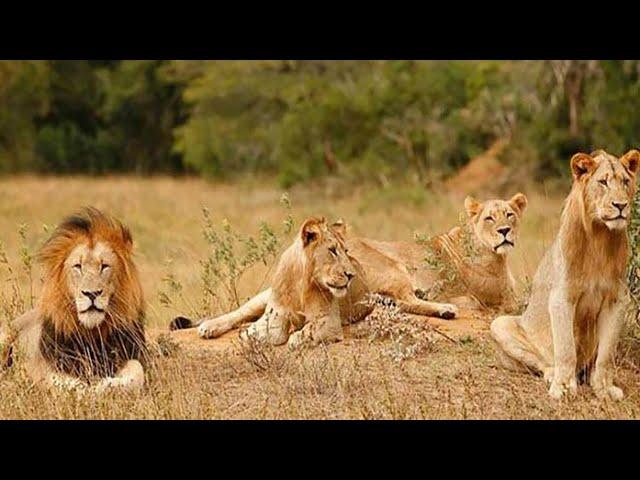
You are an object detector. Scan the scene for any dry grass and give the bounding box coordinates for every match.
[1,175,639,419]
[3,333,640,419]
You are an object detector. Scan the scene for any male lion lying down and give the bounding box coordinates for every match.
[170,217,458,347]
[492,149,639,400]
[0,208,147,392]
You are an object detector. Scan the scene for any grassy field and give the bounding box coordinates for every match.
[1,175,640,419]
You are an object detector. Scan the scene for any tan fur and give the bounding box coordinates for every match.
[491,150,640,400]
[0,208,146,392]
[191,217,458,347]
[197,216,370,347]
[345,193,528,312]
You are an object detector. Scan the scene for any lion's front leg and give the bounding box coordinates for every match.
[95,360,145,393]
[590,299,626,401]
[548,287,578,399]
[1,309,39,369]
[38,362,87,392]
[239,305,291,346]
[48,373,87,391]
[25,344,88,392]
[396,296,458,320]
[198,289,271,339]
[288,302,343,349]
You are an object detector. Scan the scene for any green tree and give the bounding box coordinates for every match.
[173,60,513,187]
[98,60,188,174]
[34,60,187,174]
[0,61,50,172]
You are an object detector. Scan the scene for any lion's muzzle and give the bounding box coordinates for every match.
[76,289,109,328]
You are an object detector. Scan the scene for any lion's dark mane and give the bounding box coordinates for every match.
[39,312,146,379]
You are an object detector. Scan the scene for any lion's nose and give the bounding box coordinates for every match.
[613,201,628,213]
[497,226,511,237]
[82,290,103,302]
[344,271,355,281]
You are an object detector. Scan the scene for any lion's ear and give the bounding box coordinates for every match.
[621,149,640,176]
[464,196,483,218]
[331,219,347,238]
[300,217,324,247]
[570,152,597,180]
[508,193,528,215]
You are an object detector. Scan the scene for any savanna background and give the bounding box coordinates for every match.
[2,60,640,419]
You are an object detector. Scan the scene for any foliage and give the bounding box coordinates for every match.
[159,193,294,318]
[173,60,513,186]
[0,60,187,174]
[2,60,640,184]
[0,61,50,172]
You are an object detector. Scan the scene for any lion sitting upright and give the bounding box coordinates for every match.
[170,216,458,346]
[0,207,147,392]
[491,149,639,400]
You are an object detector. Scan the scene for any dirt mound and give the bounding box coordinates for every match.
[445,139,509,195]
[150,327,239,354]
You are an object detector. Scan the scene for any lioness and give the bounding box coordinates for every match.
[345,193,528,312]
[170,216,458,347]
[491,149,639,400]
[0,208,147,392]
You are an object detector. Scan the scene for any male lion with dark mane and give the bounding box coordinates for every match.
[492,149,639,400]
[0,207,147,392]
[170,216,458,347]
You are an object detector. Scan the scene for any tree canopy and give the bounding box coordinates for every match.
[1,60,639,186]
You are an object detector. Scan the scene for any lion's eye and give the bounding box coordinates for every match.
[73,263,82,271]
[599,179,608,187]
[624,178,630,187]
[101,263,110,272]
[485,216,495,223]
[506,212,515,219]
[329,246,338,256]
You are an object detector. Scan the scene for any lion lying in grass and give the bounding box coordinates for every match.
[346,193,528,312]
[491,150,639,400]
[170,216,458,347]
[172,193,527,344]
[0,208,147,392]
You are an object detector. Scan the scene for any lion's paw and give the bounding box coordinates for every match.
[548,377,577,400]
[95,377,121,394]
[593,384,624,402]
[95,375,142,393]
[287,331,306,350]
[239,322,260,343]
[51,375,86,393]
[198,320,224,339]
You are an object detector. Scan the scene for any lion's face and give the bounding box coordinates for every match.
[300,217,356,299]
[38,207,144,336]
[464,193,528,256]
[571,150,639,231]
[65,241,119,328]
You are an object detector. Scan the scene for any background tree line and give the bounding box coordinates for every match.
[1,60,639,186]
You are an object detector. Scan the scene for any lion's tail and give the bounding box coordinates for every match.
[169,316,200,330]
